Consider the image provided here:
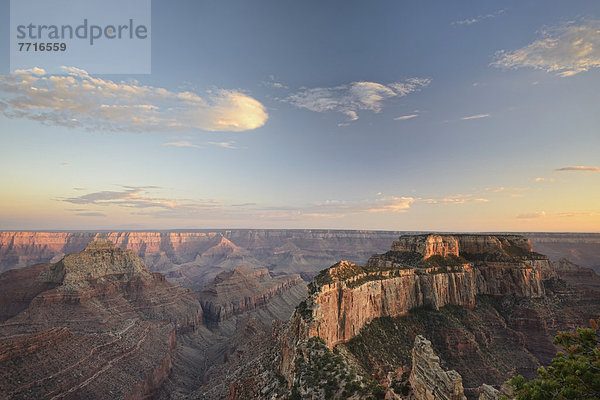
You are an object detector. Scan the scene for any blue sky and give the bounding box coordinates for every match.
[1,0,599,231]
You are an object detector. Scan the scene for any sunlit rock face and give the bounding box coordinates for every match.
[304,234,546,349]
[391,234,460,258]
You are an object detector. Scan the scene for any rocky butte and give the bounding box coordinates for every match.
[0,240,203,399]
[284,234,547,352]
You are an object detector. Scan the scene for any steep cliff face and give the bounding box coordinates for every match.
[296,234,546,349]
[391,234,459,258]
[279,234,549,389]
[410,335,467,400]
[0,240,204,399]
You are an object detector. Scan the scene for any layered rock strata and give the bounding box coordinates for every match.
[0,240,203,399]
[199,265,305,323]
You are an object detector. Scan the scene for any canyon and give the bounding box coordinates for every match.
[2,230,598,288]
[0,231,599,399]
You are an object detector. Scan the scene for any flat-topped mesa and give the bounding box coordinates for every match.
[283,234,547,358]
[38,239,152,287]
[390,234,539,261]
[391,234,460,258]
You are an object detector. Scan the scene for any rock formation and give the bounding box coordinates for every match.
[293,234,547,350]
[273,233,600,400]
[410,335,467,400]
[199,265,305,324]
[0,240,203,399]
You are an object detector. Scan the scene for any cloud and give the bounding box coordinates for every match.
[162,141,202,149]
[394,113,419,121]
[61,162,72,166]
[59,186,220,217]
[534,177,545,182]
[516,211,546,219]
[420,194,489,205]
[453,9,505,26]
[362,197,415,213]
[207,141,237,149]
[555,166,600,172]
[75,212,107,217]
[285,78,430,121]
[492,22,600,77]
[461,113,490,120]
[0,67,268,132]
[263,75,288,89]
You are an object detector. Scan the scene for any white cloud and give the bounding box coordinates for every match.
[492,22,600,77]
[0,67,268,132]
[453,9,505,26]
[394,114,419,121]
[556,166,600,172]
[162,141,202,149]
[285,78,430,121]
[461,113,490,120]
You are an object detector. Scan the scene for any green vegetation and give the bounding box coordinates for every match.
[296,299,313,321]
[292,337,388,399]
[308,267,334,294]
[506,318,600,400]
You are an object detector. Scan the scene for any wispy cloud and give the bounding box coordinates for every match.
[75,212,107,217]
[363,197,415,213]
[207,141,237,149]
[59,186,220,218]
[162,141,203,149]
[263,74,288,89]
[517,211,546,219]
[61,162,72,166]
[556,166,600,172]
[453,9,505,26]
[420,194,489,205]
[0,67,268,132]
[394,113,419,121]
[285,78,430,121]
[461,113,490,120]
[492,21,600,77]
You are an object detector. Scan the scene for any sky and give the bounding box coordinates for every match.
[0,0,599,232]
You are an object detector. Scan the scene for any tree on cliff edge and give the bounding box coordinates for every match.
[507,318,600,400]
